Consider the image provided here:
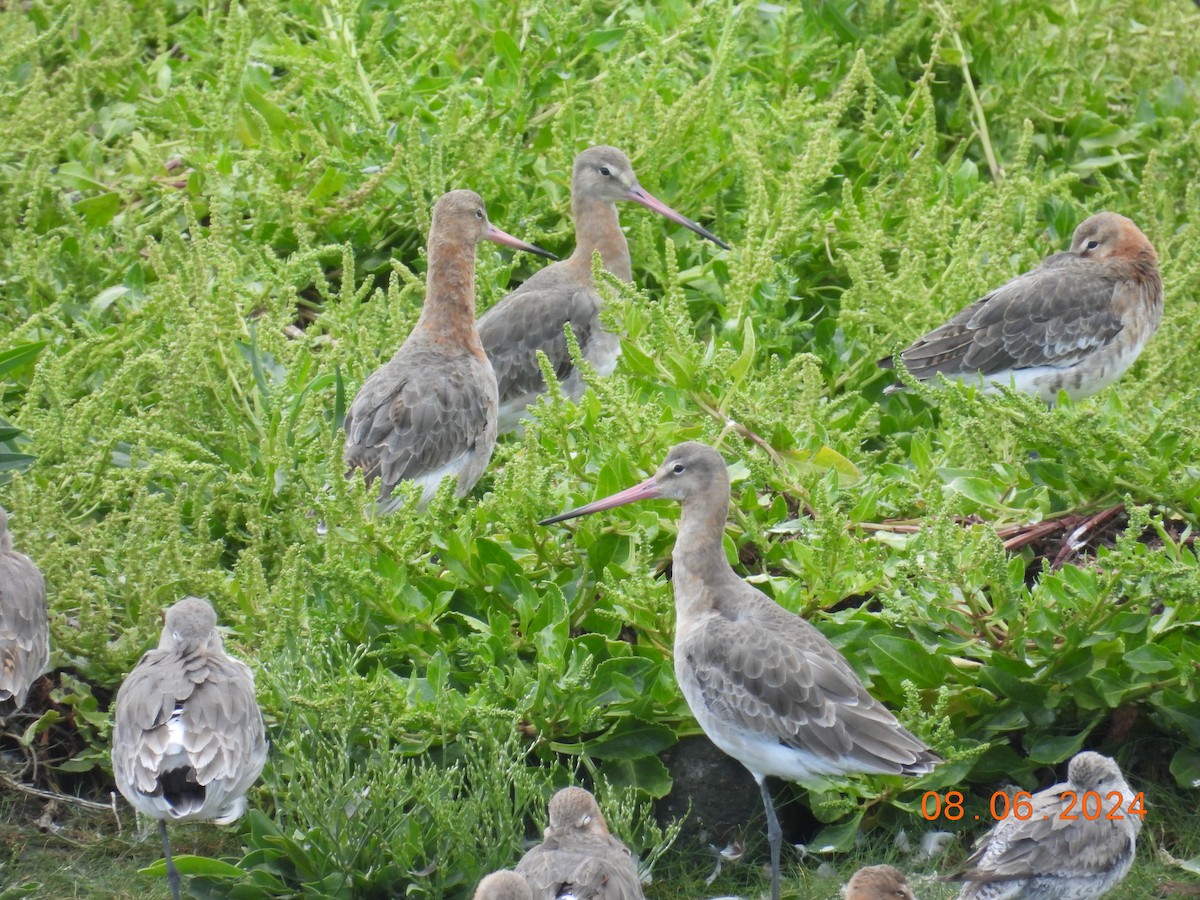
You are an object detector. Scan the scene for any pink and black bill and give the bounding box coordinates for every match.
[538,475,662,526]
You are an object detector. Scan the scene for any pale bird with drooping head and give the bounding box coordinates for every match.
[343,190,556,511]
[880,212,1162,403]
[515,786,644,900]
[949,751,1141,899]
[0,505,49,709]
[112,596,267,900]
[541,443,940,900]
[478,146,729,432]
[846,864,918,900]
[473,870,533,900]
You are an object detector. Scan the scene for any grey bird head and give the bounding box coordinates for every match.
[1067,750,1127,793]
[572,146,729,249]
[650,442,730,503]
[547,786,609,837]
[159,596,223,655]
[538,441,730,525]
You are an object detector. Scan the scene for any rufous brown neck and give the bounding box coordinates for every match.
[416,231,484,350]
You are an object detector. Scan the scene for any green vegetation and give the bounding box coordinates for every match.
[2,0,1198,897]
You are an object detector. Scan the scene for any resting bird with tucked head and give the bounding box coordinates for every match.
[111,596,267,900]
[847,864,918,899]
[880,212,1162,404]
[515,787,643,900]
[0,505,48,709]
[948,751,1141,900]
[473,870,533,900]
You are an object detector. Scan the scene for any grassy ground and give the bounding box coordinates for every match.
[2,0,1200,897]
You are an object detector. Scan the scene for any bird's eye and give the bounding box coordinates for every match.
[672,463,685,474]
[598,166,611,177]
[475,209,484,219]
[1086,239,1099,250]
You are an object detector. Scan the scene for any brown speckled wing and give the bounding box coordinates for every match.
[344,341,497,497]
[896,254,1124,379]
[0,551,48,707]
[478,278,602,405]
[683,590,937,774]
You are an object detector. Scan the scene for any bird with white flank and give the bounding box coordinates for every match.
[541,443,940,900]
[881,212,1162,404]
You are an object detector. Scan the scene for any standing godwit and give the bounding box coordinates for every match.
[880,212,1162,403]
[0,505,48,709]
[948,751,1141,900]
[514,786,644,900]
[478,146,729,432]
[111,597,267,900]
[343,190,555,511]
[540,443,940,900]
[473,870,533,900]
[847,864,918,899]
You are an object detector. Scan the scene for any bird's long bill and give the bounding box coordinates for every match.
[538,475,662,525]
[627,186,730,250]
[485,224,559,260]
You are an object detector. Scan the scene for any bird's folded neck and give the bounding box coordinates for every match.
[571,197,632,282]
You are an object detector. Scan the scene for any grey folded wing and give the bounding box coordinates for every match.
[478,284,602,404]
[684,601,937,774]
[344,346,496,495]
[0,553,49,705]
[891,255,1124,379]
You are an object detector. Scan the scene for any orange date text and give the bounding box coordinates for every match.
[919,790,1146,822]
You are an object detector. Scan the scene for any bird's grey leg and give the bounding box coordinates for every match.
[757,775,781,900]
[160,820,181,900]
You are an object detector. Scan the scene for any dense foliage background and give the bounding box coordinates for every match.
[2,0,1198,897]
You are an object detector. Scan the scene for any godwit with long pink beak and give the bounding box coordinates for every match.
[541,443,940,900]
[880,212,1162,404]
[344,190,556,511]
[478,146,728,432]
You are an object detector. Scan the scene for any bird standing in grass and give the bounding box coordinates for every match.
[880,212,1162,403]
[0,505,48,710]
[478,146,729,432]
[112,596,267,900]
[515,786,644,900]
[343,190,556,511]
[949,751,1141,900]
[540,443,940,900]
[847,864,918,899]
